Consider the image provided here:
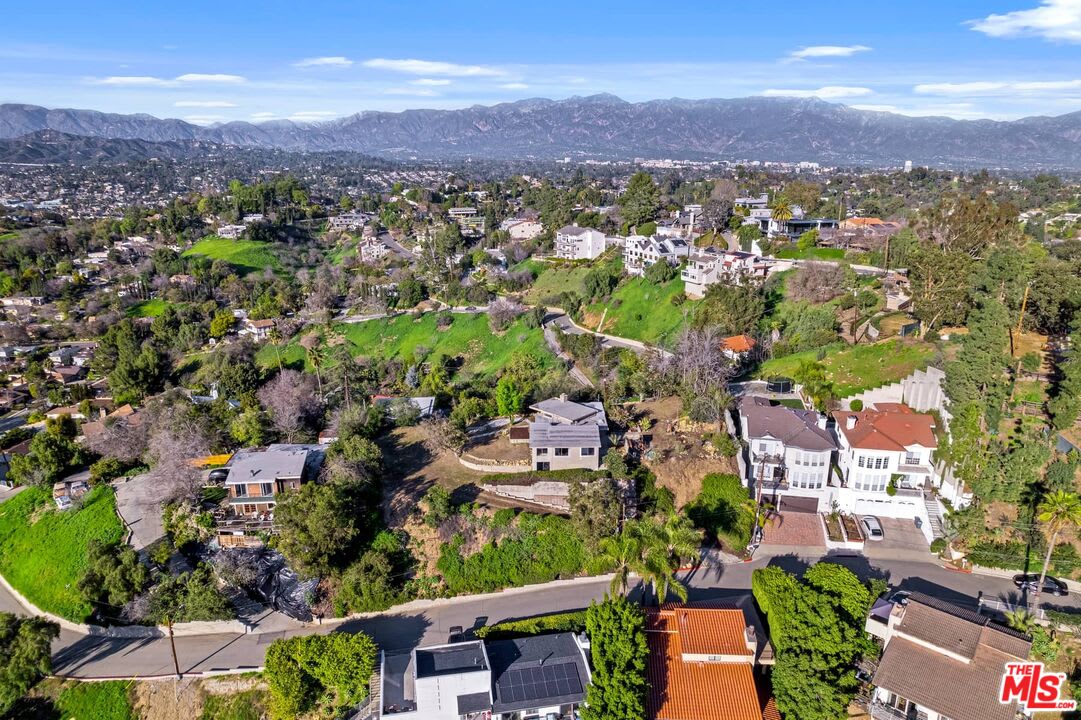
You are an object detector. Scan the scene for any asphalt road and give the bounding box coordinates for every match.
[5,549,1076,679]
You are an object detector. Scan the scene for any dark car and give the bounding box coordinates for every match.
[1013,573,1069,597]
[207,468,230,483]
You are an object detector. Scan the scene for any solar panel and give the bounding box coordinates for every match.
[496,662,583,705]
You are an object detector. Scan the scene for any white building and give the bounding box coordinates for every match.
[681,247,767,297]
[501,218,544,240]
[217,224,246,239]
[359,238,391,263]
[554,225,607,260]
[327,211,373,232]
[622,234,689,276]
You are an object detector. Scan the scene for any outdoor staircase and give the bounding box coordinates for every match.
[923,493,945,540]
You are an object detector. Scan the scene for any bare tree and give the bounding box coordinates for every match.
[699,178,739,234]
[419,417,467,456]
[145,404,215,502]
[786,262,849,303]
[653,328,736,423]
[258,369,322,442]
[488,298,524,332]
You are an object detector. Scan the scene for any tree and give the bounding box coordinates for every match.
[598,526,646,597]
[258,369,322,442]
[299,333,324,396]
[146,565,232,623]
[695,283,764,335]
[0,613,59,716]
[699,178,738,234]
[944,297,1010,426]
[795,360,836,412]
[494,375,524,422]
[265,632,378,720]
[786,262,847,303]
[1032,491,1081,609]
[569,479,623,552]
[78,540,149,612]
[619,172,660,229]
[208,309,235,339]
[770,198,794,230]
[581,596,648,720]
[275,481,363,577]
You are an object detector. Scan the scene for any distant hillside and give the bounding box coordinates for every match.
[0,129,218,163]
[3,96,1081,169]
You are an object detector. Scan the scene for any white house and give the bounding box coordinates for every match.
[554,225,607,260]
[622,234,689,276]
[502,218,544,240]
[359,238,391,263]
[681,247,767,297]
[833,403,942,537]
[327,211,373,232]
[738,397,837,513]
[218,224,246,239]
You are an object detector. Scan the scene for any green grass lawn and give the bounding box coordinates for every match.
[183,236,281,276]
[55,680,134,720]
[584,276,694,346]
[774,246,846,261]
[756,339,937,398]
[125,298,171,318]
[0,486,125,622]
[257,312,553,379]
[199,687,269,720]
[523,264,592,305]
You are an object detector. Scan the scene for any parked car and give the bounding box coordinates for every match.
[1013,573,1069,597]
[448,625,464,643]
[888,590,911,606]
[861,516,884,541]
[208,468,229,482]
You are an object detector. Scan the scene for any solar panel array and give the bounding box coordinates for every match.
[496,661,582,704]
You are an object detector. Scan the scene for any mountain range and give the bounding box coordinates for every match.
[3,95,1081,169]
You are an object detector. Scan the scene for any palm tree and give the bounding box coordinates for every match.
[1004,608,1037,634]
[640,548,688,605]
[770,199,793,236]
[598,524,646,597]
[1032,490,1081,609]
[299,332,324,397]
[655,514,702,571]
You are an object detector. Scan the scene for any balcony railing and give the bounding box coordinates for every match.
[869,702,927,720]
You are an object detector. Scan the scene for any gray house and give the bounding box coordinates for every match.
[528,395,607,471]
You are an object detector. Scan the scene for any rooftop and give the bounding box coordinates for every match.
[529,420,602,448]
[834,403,937,451]
[225,445,313,485]
[739,396,836,452]
[487,632,589,714]
[415,641,488,679]
[530,396,604,425]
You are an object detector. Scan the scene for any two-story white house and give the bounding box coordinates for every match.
[738,397,838,513]
[622,234,689,276]
[554,225,607,260]
[526,395,607,471]
[833,403,940,533]
[359,238,391,263]
[681,247,767,297]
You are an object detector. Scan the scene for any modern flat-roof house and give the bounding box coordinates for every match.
[833,403,940,534]
[738,396,837,513]
[645,599,775,720]
[682,247,767,297]
[867,592,1031,720]
[554,225,607,260]
[527,395,607,471]
[216,444,322,547]
[623,234,689,276]
[380,633,591,720]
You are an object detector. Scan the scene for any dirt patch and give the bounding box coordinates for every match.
[132,678,205,720]
[465,432,531,462]
[628,396,739,508]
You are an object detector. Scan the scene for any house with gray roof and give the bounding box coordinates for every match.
[555,224,608,260]
[737,396,837,512]
[380,633,591,720]
[527,395,607,471]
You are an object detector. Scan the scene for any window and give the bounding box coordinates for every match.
[260,483,273,497]
[757,442,768,453]
[555,448,569,457]
[858,456,866,468]
[581,447,595,457]
[242,504,257,515]
[536,447,548,456]
[234,484,247,498]
[904,452,921,466]
[874,457,887,470]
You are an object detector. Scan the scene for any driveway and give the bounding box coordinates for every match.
[113,473,165,552]
[861,516,934,561]
[759,510,825,551]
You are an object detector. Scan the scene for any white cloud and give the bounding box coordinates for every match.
[250,112,278,120]
[500,82,529,90]
[384,87,439,97]
[362,58,506,77]
[410,78,451,86]
[915,79,1081,94]
[175,73,246,84]
[761,86,873,99]
[93,73,246,87]
[174,100,237,108]
[294,56,353,67]
[788,44,871,60]
[969,0,1081,43]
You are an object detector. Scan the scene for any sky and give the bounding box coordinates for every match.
[4,0,1081,124]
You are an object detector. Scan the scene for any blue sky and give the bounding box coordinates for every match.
[3,0,1081,124]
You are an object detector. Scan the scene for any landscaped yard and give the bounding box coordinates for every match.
[756,339,937,398]
[183,236,281,276]
[583,276,694,345]
[126,298,172,318]
[257,312,554,379]
[523,263,592,305]
[773,246,846,261]
[0,486,125,622]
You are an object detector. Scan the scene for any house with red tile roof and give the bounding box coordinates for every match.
[645,599,777,720]
[832,402,940,537]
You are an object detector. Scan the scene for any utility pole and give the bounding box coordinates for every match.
[168,615,181,679]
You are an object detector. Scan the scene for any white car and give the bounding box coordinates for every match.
[861,516,884,541]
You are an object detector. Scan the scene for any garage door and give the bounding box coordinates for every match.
[775,495,819,513]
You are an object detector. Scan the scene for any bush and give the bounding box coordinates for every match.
[265,633,377,719]
[967,540,1081,576]
[475,610,588,639]
[686,473,754,551]
[56,680,133,720]
[89,457,134,485]
[929,538,946,554]
[1021,352,1042,373]
[849,399,864,412]
[707,433,739,458]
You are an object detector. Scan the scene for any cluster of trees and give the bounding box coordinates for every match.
[264,632,377,720]
[581,596,648,720]
[0,613,59,717]
[753,563,878,720]
[8,415,87,487]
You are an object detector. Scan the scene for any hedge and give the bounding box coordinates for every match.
[475,610,588,640]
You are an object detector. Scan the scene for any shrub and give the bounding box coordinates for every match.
[968,540,1080,576]
[929,538,946,554]
[849,399,864,412]
[686,473,754,551]
[475,610,588,640]
[265,633,377,720]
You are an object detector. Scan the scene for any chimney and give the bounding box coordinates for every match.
[817,415,827,431]
[559,393,567,403]
[846,415,857,431]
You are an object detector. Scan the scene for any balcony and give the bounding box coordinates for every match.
[869,701,927,720]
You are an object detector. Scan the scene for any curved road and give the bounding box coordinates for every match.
[1,547,1076,679]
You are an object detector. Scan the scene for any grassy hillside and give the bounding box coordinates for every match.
[756,339,937,398]
[126,298,172,318]
[0,486,125,622]
[584,276,694,346]
[183,236,281,275]
[773,246,846,261]
[258,312,554,379]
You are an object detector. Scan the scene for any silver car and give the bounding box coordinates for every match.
[861,516,884,541]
